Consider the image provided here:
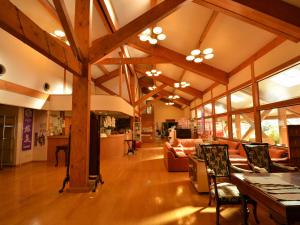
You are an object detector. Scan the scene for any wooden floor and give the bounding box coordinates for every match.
[0,142,277,225]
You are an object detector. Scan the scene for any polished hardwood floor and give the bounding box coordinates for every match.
[0,141,276,225]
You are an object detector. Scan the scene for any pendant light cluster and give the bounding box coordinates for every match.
[146,69,162,77]
[148,85,157,91]
[174,81,190,88]
[165,102,174,106]
[139,27,166,45]
[168,95,180,99]
[186,48,214,63]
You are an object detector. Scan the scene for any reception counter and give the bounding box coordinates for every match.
[47,133,131,166]
[47,136,68,166]
[100,134,129,160]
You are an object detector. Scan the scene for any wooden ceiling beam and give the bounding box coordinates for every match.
[93,0,114,33]
[134,84,167,106]
[53,0,83,61]
[89,0,187,63]
[94,68,119,85]
[229,36,286,76]
[135,65,203,97]
[0,1,81,76]
[98,56,168,65]
[129,37,228,84]
[193,0,300,42]
[97,83,117,95]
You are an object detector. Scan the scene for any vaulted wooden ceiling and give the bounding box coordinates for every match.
[1,0,300,110]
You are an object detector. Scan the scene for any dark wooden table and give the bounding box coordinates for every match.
[232,173,300,225]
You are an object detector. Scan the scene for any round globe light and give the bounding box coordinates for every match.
[142,28,151,35]
[203,48,213,55]
[149,38,158,45]
[191,49,201,56]
[139,34,149,42]
[204,53,214,59]
[157,33,166,41]
[194,57,203,63]
[153,26,162,34]
[146,71,152,76]
[151,69,157,73]
[186,55,195,61]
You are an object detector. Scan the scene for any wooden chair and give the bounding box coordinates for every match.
[201,144,259,225]
[242,143,298,173]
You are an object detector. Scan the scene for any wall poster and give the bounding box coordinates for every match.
[22,108,33,151]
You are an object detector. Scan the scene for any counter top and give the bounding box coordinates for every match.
[48,135,68,139]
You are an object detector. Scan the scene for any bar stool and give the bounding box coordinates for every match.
[55,145,68,167]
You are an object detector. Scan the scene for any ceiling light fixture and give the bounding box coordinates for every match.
[50,29,70,46]
[139,27,166,45]
[148,85,157,91]
[168,95,180,99]
[174,81,190,88]
[165,102,174,106]
[186,48,214,63]
[146,69,162,77]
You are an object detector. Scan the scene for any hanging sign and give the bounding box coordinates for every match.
[22,108,33,151]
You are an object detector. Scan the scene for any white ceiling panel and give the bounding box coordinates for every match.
[183,71,214,91]
[157,3,213,55]
[201,13,276,72]
[156,64,184,81]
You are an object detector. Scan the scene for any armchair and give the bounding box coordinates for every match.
[242,143,298,173]
[201,144,258,225]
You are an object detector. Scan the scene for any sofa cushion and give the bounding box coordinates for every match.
[175,151,187,158]
[269,147,288,158]
[176,138,203,147]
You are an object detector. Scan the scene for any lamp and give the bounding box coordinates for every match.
[139,27,166,45]
[148,85,157,91]
[146,69,162,77]
[174,81,190,88]
[165,101,174,106]
[186,48,214,63]
[50,29,70,46]
[168,95,180,99]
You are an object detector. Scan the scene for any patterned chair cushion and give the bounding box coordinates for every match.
[211,182,241,204]
[244,144,271,172]
[202,145,230,177]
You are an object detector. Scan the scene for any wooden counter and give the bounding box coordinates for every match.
[47,136,68,166]
[100,134,129,160]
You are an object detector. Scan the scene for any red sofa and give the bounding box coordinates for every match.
[163,139,203,172]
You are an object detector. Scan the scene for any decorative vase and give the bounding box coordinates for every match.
[105,129,111,136]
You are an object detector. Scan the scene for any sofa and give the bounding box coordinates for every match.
[163,138,203,172]
[217,139,289,164]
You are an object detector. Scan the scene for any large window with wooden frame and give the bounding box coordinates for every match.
[204,103,212,116]
[215,96,227,114]
[215,116,228,138]
[232,113,255,141]
[261,106,300,146]
[196,107,204,137]
[230,86,253,110]
[191,108,196,120]
[259,63,300,105]
[204,117,213,140]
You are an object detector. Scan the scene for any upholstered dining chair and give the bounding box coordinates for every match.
[201,144,259,225]
[242,143,298,173]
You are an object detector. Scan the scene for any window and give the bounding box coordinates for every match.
[261,106,300,146]
[204,118,213,139]
[191,109,196,119]
[204,103,212,116]
[215,116,228,138]
[231,86,253,110]
[196,107,203,118]
[232,113,255,141]
[215,96,227,114]
[259,63,300,105]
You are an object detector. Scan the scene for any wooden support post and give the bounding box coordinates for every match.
[69,0,92,192]
[119,66,123,97]
[235,114,241,139]
[226,86,233,139]
[278,108,288,146]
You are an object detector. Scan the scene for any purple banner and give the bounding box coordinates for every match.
[22,108,33,151]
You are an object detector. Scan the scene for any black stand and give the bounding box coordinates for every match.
[125,139,136,155]
[89,113,104,192]
[59,129,71,193]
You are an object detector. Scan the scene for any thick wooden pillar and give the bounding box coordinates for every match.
[278,108,288,146]
[69,0,92,192]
